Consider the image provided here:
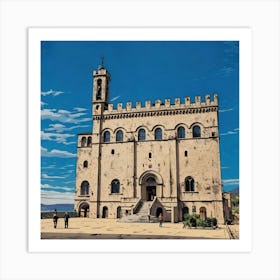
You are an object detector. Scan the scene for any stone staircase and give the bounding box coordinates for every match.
[119,200,158,223]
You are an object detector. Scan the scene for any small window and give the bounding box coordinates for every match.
[211,132,215,137]
[138,129,146,141]
[111,149,115,155]
[192,125,201,138]
[87,137,92,147]
[97,79,102,100]
[83,160,88,168]
[177,126,185,139]
[81,137,86,147]
[155,128,162,140]
[103,131,110,143]
[184,151,188,157]
[116,130,123,142]
[111,179,120,193]
[149,152,152,159]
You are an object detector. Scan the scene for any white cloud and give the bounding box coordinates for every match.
[41,184,74,191]
[45,123,90,133]
[110,95,121,102]
[41,173,65,179]
[41,89,64,96]
[220,128,239,136]
[41,189,75,205]
[74,107,87,112]
[41,131,75,144]
[222,179,239,186]
[219,108,234,113]
[41,146,76,158]
[41,108,91,124]
[41,101,48,107]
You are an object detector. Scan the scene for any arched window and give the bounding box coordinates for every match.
[177,126,185,139]
[117,206,122,219]
[185,176,195,192]
[97,79,102,100]
[87,136,92,147]
[81,137,86,147]
[103,131,110,143]
[83,160,88,168]
[155,128,162,140]
[102,206,108,218]
[81,181,89,196]
[192,125,201,138]
[116,130,123,142]
[182,207,189,221]
[138,129,146,141]
[199,207,207,221]
[111,179,120,193]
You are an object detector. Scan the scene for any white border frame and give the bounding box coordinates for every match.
[1,1,279,279]
[28,27,252,253]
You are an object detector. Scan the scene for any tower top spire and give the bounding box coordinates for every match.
[98,55,105,70]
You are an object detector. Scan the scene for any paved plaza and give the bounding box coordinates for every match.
[41,217,239,239]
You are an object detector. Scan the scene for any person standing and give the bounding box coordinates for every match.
[159,213,164,227]
[64,212,70,228]
[53,212,58,228]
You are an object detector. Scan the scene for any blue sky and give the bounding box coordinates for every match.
[41,41,239,205]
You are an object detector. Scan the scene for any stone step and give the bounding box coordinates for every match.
[119,214,159,223]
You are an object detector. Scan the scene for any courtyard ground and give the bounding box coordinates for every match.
[41,217,239,239]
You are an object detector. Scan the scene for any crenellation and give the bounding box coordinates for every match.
[165,99,170,107]
[205,94,211,105]
[117,103,123,111]
[126,102,132,110]
[101,94,218,115]
[108,104,114,111]
[145,100,151,108]
[185,97,191,106]
[155,99,161,108]
[213,93,218,105]
[175,98,181,107]
[136,101,141,109]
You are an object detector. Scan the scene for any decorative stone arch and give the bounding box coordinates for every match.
[139,171,163,201]
[190,122,205,138]
[78,202,90,217]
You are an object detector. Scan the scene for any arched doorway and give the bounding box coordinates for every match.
[79,202,89,217]
[156,207,163,217]
[199,207,207,221]
[102,206,108,218]
[117,206,122,218]
[182,206,189,221]
[139,171,163,201]
[143,176,157,201]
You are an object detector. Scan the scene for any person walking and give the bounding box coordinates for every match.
[159,213,164,227]
[64,212,70,228]
[53,212,58,228]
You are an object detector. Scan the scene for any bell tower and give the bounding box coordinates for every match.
[92,58,111,115]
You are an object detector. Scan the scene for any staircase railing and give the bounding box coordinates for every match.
[132,198,142,214]
[149,197,158,215]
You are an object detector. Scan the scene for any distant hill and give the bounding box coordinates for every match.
[223,186,239,194]
[41,204,74,212]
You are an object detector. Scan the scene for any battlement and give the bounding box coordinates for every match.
[106,94,218,113]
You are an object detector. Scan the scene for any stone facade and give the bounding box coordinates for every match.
[74,65,225,224]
